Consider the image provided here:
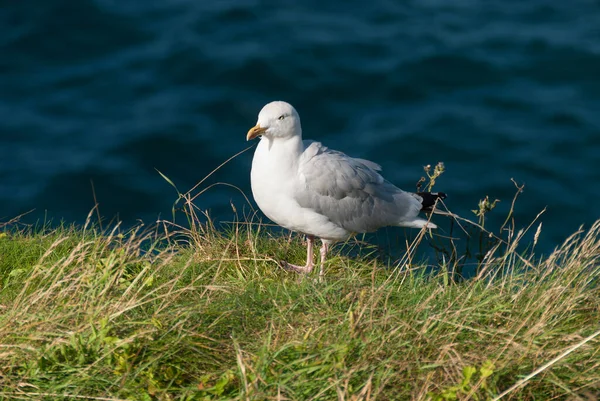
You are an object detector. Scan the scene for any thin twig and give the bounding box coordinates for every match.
[492,329,600,401]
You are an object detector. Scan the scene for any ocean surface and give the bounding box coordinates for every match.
[1,0,600,255]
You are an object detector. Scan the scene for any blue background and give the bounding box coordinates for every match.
[2,0,599,254]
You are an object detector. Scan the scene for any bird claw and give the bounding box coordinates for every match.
[279,260,314,274]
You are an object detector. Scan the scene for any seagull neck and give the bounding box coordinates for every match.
[266,135,304,157]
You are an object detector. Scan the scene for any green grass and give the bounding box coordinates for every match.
[0,215,599,401]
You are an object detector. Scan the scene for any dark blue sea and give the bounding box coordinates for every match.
[2,0,600,255]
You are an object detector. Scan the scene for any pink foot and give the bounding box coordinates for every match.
[279,235,315,274]
[280,261,314,274]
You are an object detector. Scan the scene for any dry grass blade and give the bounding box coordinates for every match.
[492,329,600,401]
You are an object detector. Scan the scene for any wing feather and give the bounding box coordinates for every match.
[296,142,422,233]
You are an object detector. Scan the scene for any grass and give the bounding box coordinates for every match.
[0,204,599,401]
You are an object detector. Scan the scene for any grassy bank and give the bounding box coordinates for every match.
[0,215,599,400]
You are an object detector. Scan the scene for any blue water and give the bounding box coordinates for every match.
[1,0,600,253]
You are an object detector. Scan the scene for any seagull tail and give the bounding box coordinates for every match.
[417,192,447,212]
[401,218,438,229]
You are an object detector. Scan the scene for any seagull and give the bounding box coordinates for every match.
[247,101,446,278]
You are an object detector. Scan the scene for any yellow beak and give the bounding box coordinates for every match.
[247,124,267,141]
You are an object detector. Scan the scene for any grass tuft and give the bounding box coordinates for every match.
[0,206,599,401]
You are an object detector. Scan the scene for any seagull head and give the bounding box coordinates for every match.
[247,101,302,141]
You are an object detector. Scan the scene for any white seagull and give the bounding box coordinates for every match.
[247,101,446,277]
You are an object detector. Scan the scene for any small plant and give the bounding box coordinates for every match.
[427,176,533,279]
[428,361,497,401]
[472,196,500,229]
[416,161,446,193]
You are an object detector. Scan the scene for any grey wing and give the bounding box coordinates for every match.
[296,142,422,233]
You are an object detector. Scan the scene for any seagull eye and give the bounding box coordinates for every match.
[278,115,285,120]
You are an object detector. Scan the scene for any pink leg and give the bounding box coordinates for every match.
[319,241,329,279]
[282,236,314,273]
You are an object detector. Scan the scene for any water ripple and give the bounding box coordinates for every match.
[1,0,599,251]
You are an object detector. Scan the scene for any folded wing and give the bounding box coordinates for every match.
[296,142,425,233]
